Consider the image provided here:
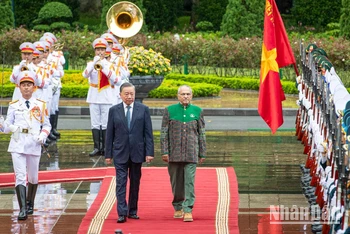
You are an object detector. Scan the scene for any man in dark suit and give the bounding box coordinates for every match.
[105,82,154,223]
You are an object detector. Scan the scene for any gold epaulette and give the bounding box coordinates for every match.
[36,98,46,103]
[9,100,19,104]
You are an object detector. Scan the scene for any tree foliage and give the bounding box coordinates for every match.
[340,0,350,39]
[221,0,264,39]
[144,0,182,32]
[193,0,228,32]
[0,0,14,31]
[13,0,79,29]
[291,0,341,30]
[13,0,45,28]
[37,2,73,24]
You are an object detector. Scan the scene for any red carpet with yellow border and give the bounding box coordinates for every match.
[0,167,239,234]
[78,167,239,234]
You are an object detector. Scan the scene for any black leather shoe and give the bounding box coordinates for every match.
[117,216,127,223]
[52,129,60,138]
[89,148,101,157]
[48,132,57,141]
[128,214,140,219]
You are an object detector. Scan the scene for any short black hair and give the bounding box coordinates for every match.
[120,82,135,92]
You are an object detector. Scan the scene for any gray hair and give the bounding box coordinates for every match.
[177,85,192,94]
[120,82,135,92]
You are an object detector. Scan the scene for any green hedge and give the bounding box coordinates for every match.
[148,80,222,98]
[60,85,88,98]
[165,74,298,94]
[0,72,297,98]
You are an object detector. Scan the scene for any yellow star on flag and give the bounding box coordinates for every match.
[260,43,279,82]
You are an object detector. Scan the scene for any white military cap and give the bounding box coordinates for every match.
[105,46,112,57]
[92,38,108,49]
[41,41,50,51]
[18,70,39,86]
[43,32,57,43]
[34,41,46,52]
[40,36,54,46]
[112,43,124,54]
[19,42,35,53]
[33,49,42,57]
[100,33,118,44]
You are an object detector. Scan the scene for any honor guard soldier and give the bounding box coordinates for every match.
[41,34,64,140]
[33,41,50,102]
[110,42,130,105]
[10,42,38,101]
[82,38,121,156]
[101,33,119,60]
[0,71,51,221]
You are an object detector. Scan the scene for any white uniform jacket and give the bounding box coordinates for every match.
[3,97,51,156]
[82,59,121,104]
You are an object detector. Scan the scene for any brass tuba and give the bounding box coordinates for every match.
[106,1,143,45]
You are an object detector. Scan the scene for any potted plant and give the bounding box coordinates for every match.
[127,46,172,102]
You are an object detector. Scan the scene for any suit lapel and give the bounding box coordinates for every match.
[117,104,128,130]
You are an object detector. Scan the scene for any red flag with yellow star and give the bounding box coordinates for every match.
[258,0,297,134]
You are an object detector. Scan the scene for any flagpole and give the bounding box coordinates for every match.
[293,63,299,77]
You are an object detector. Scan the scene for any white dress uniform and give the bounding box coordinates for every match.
[83,38,122,156]
[10,42,41,101]
[83,58,120,129]
[2,81,51,186]
[82,38,121,130]
[32,64,49,100]
[47,53,64,115]
[11,63,38,101]
[111,55,130,105]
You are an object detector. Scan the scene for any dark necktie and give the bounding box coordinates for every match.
[126,105,131,129]
[25,100,30,109]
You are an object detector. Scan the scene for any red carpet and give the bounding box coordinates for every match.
[0,167,239,233]
[78,167,239,234]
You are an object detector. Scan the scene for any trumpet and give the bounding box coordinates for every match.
[20,66,29,71]
[20,60,29,71]
[94,55,104,71]
[53,42,64,51]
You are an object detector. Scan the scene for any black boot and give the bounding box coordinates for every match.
[100,129,106,156]
[15,185,27,220]
[89,129,101,156]
[26,183,38,215]
[48,115,57,140]
[52,111,60,138]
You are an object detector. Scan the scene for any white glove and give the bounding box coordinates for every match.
[296,75,301,84]
[9,124,19,133]
[9,125,20,141]
[317,143,325,153]
[93,56,101,65]
[19,60,27,68]
[36,133,46,144]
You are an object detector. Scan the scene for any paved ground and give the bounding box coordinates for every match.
[58,115,297,131]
